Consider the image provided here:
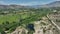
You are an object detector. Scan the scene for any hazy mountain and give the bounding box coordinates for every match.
[44,1,60,7]
[32,1,60,8]
[0,1,60,9]
[0,4,27,9]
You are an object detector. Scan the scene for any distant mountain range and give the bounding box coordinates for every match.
[0,5,26,9]
[0,1,60,9]
[33,1,60,8]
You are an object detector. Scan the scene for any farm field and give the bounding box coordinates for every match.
[0,8,52,33]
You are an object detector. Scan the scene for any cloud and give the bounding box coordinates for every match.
[0,0,56,6]
[19,1,48,6]
[0,0,40,5]
[0,1,8,5]
[0,1,5,4]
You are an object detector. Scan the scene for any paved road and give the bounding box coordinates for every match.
[47,15,60,31]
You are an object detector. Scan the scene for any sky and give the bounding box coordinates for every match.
[0,0,60,6]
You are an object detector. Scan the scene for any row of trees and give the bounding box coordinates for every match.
[0,8,53,34]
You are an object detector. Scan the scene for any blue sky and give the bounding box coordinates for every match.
[0,0,59,6]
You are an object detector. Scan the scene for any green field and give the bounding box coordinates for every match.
[0,8,53,34]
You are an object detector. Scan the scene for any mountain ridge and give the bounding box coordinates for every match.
[0,1,60,9]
